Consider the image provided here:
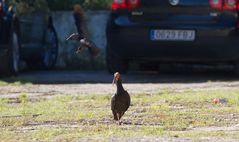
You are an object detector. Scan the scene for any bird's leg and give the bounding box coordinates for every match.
[76,46,82,53]
[116,113,121,125]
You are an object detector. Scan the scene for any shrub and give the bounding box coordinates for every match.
[10,0,111,12]
[46,0,111,11]
[11,0,49,14]
[82,0,111,10]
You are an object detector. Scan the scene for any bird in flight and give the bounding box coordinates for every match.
[66,33,99,57]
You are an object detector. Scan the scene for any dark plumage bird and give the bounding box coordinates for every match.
[111,72,131,124]
[66,33,99,57]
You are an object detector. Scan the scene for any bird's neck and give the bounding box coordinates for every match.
[116,80,125,94]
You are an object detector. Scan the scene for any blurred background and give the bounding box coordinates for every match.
[0,0,111,77]
[1,0,238,77]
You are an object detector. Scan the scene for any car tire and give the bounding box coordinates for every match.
[0,23,20,76]
[106,45,129,74]
[27,25,58,70]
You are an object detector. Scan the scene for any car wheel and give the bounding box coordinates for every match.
[106,45,129,74]
[27,26,58,70]
[0,25,20,76]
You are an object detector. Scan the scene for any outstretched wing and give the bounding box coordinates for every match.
[66,33,83,41]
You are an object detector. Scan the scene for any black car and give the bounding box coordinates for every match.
[106,0,239,74]
[0,0,58,76]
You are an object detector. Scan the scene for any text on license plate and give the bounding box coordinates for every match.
[150,29,195,41]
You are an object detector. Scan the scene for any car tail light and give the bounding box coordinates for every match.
[223,0,239,11]
[128,0,140,9]
[209,0,239,11]
[209,0,223,10]
[112,0,140,10]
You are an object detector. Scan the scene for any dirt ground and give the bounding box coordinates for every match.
[1,69,239,99]
[1,69,239,141]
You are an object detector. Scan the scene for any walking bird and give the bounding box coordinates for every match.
[111,72,131,124]
[66,33,99,57]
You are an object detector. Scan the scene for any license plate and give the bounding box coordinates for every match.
[150,29,195,41]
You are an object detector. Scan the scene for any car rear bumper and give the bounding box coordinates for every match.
[107,24,239,63]
[0,48,8,57]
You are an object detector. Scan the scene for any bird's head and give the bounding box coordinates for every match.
[112,72,121,85]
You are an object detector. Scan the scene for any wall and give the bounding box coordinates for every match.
[51,11,109,69]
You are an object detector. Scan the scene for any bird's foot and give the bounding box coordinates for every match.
[118,120,122,125]
[75,46,83,54]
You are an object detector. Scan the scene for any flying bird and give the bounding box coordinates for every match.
[66,33,99,57]
[111,72,131,124]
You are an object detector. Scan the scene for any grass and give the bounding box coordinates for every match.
[0,89,239,141]
[0,78,32,86]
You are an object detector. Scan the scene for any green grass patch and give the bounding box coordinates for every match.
[0,81,8,86]
[0,78,33,86]
[1,89,239,141]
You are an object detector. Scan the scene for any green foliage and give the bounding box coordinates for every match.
[82,0,111,10]
[46,0,73,11]
[8,0,111,14]
[46,0,111,10]
[11,0,49,14]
